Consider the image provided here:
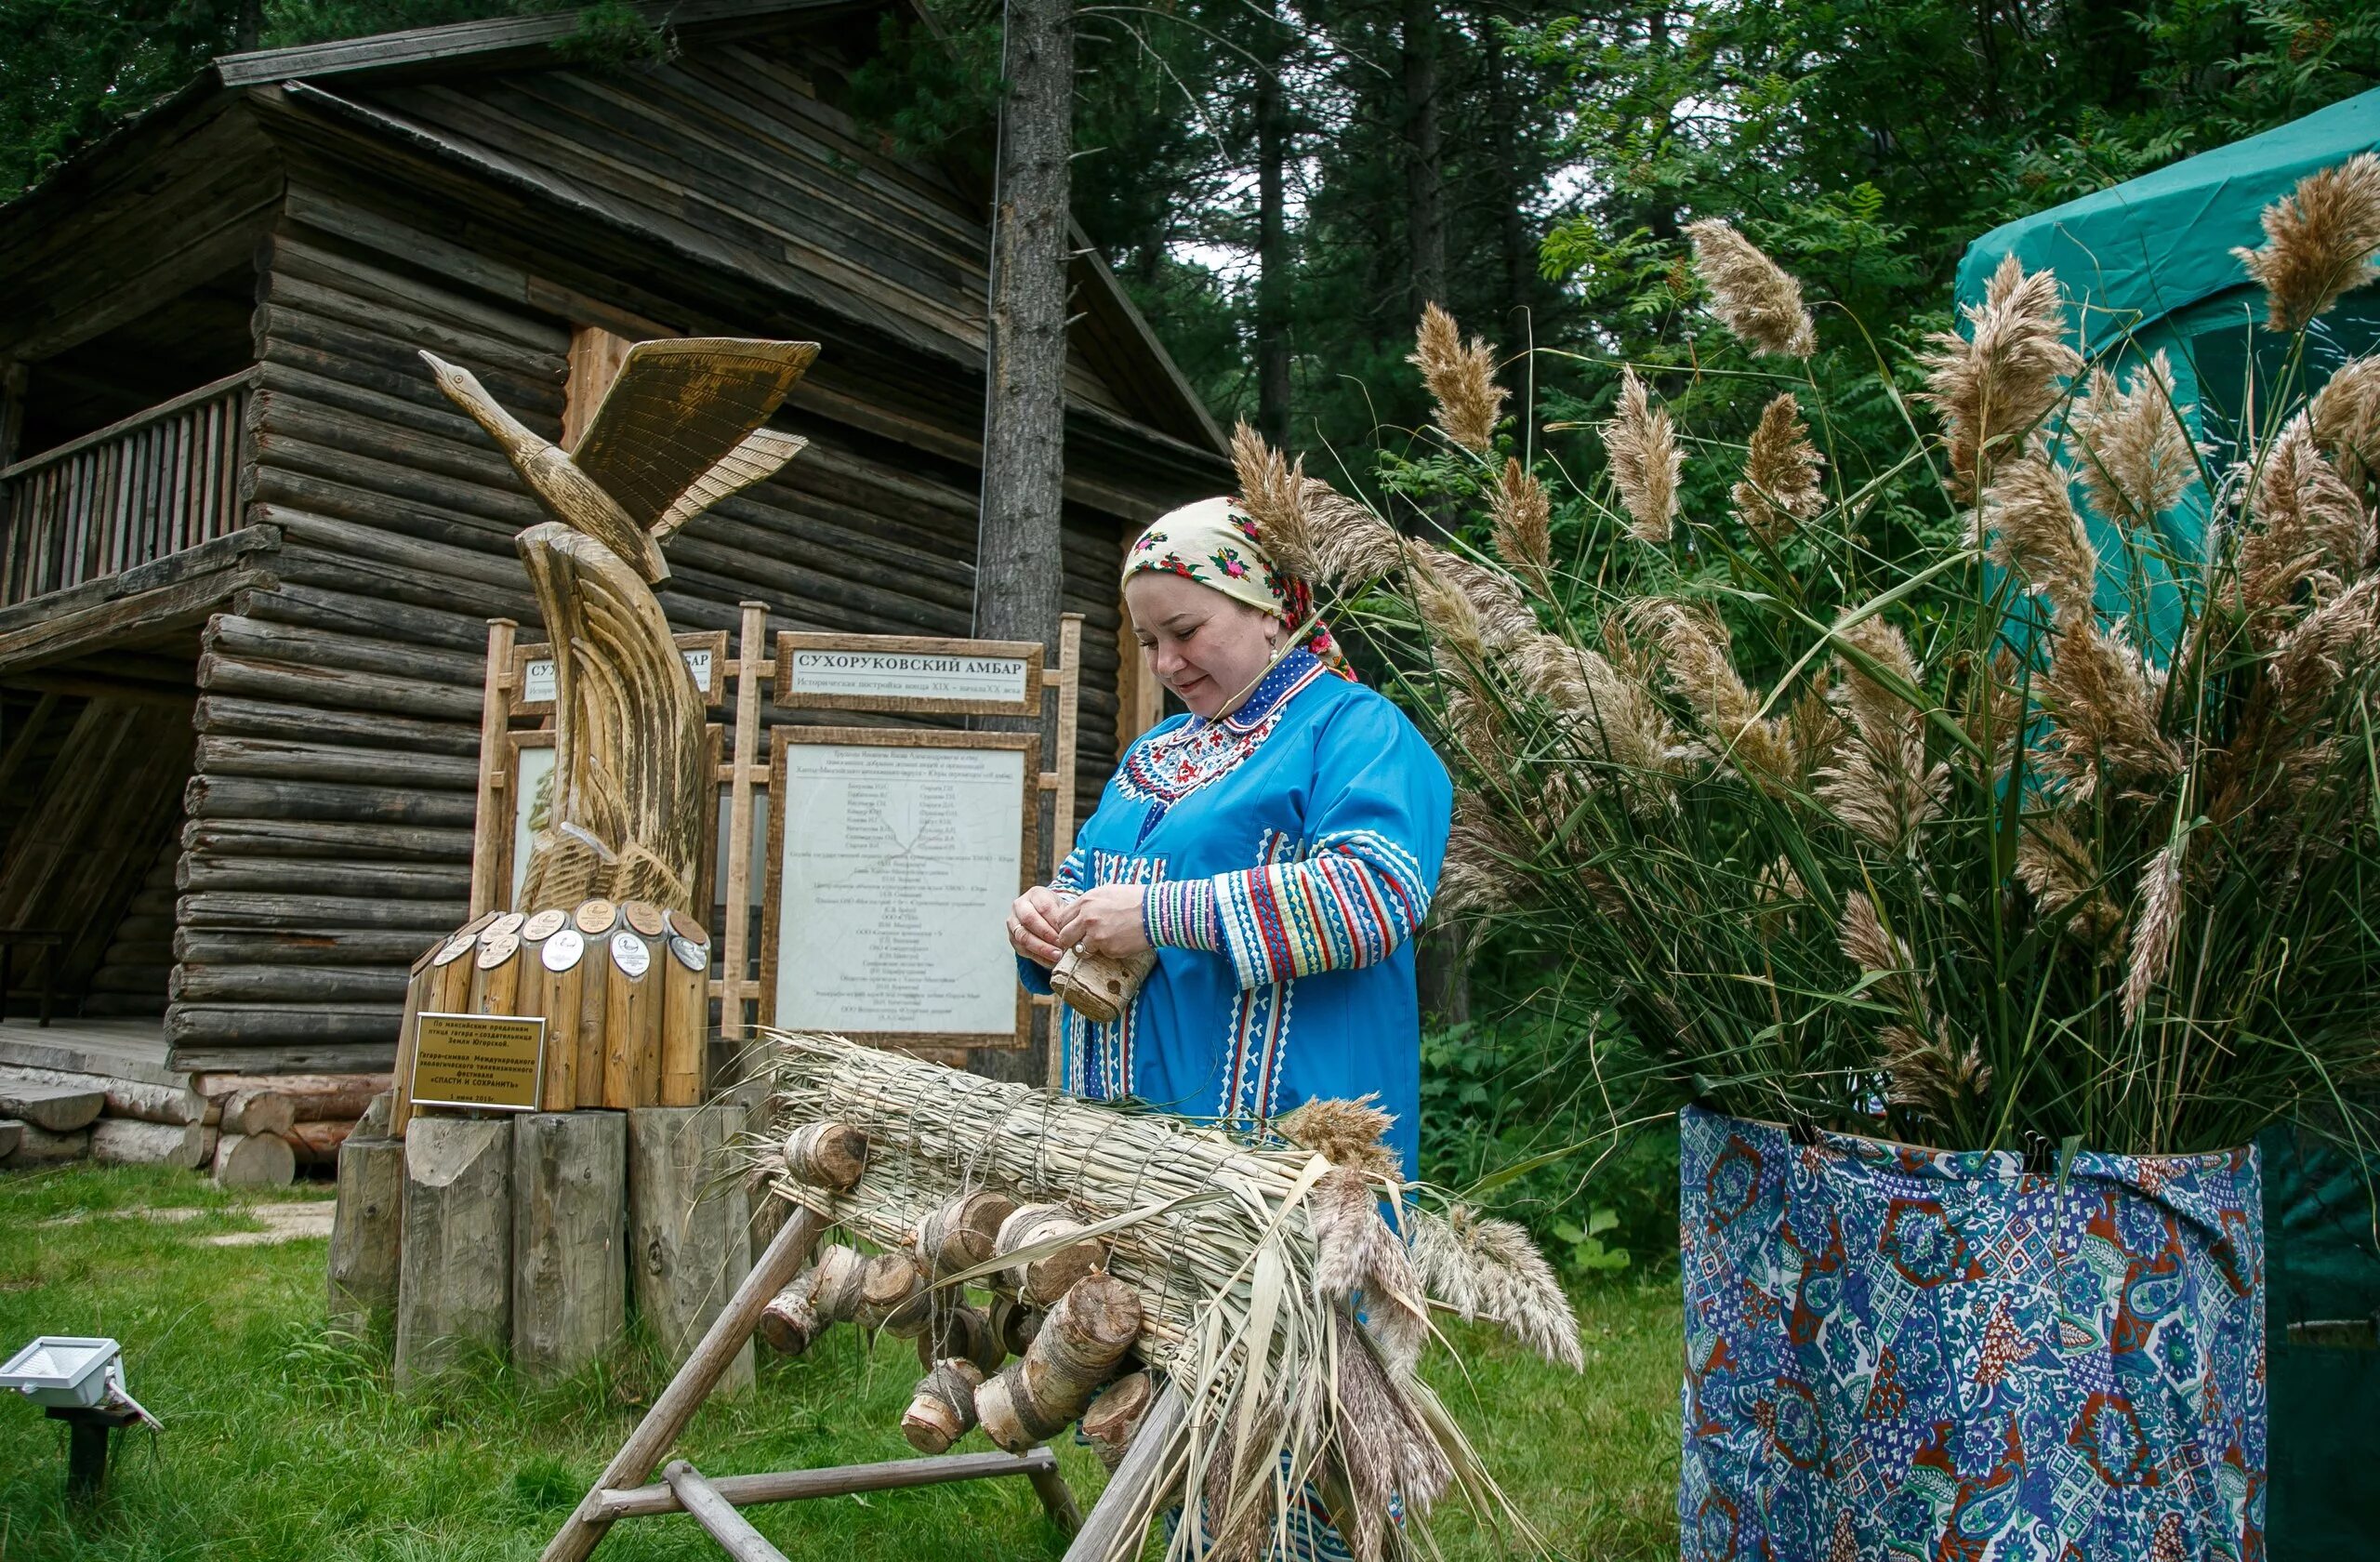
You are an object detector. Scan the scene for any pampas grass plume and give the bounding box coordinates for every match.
[2238,415,2373,613]
[1734,392,1827,544]
[1981,451,2098,627]
[2122,836,2187,1027]
[2233,152,2380,333]
[1635,600,1794,783]
[1491,458,1554,591]
[1276,1095,1401,1179]
[1686,218,1818,358]
[1408,303,1507,453]
[2069,351,2192,530]
[1605,367,1682,544]
[1405,1206,1582,1371]
[1920,254,2082,500]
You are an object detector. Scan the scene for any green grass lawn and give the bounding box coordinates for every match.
[0,1166,1678,1560]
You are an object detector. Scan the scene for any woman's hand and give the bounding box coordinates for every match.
[1007,885,1071,966]
[1055,884,1152,959]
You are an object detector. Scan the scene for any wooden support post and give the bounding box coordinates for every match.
[513,1111,628,1383]
[395,1116,512,1390]
[470,619,519,918]
[327,1135,403,1339]
[1052,611,1083,867]
[1059,1382,1185,1562]
[628,1103,754,1394]
[540,1204,829,1562]
[719,602,767,1038]
[529,935,584,1112]
[660,930,706,1105]
[664,1463,790,1562]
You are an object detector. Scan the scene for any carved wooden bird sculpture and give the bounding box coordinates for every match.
[422,338,821,914]
[420,338,820,580]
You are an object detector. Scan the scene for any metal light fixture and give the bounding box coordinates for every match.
[1,1336,161,1500]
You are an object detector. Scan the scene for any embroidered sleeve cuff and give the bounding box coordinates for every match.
[1143,878,1223,951]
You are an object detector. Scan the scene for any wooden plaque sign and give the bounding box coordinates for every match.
[410,1012,547,1112]
[775,632,1043,716]
[761,727,1039,1049]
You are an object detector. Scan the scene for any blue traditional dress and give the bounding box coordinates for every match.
[1020,645,1452,1179]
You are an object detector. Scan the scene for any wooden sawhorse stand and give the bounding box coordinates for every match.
[540,1205,1182,1562]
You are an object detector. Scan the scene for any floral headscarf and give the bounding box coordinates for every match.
[1122,496,1353,677]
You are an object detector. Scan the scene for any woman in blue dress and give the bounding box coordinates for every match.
[1007,495,1452,1181]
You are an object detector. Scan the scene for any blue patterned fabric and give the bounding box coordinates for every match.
[1679,1105,2266,1562]
[1019,646,1452,1178]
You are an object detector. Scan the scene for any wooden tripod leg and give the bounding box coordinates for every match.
[1060,1383,1185,1562]
[542,1204,829,1562]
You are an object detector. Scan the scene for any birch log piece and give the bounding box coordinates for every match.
[917,1189,1017,1277]
[512,1112,628,1383]
[782,1120,867,1190]
[395,1116,513,1389]
[853,1251,928,1330]
[976,1274,1144,1451]
[0,1082,102,1132]
[915,1300,1005,1374]
[1048,945,1156,1025]
[213,1131,296,1187]
[4,1123,86,1164]
[0,1066,210,1125]
[996,1204,1106,1305]
[756,1243,864,1356]
[902,1359,985,1454]
[627,1104,754,1396]
[991,1294,1044,1357]
[218,1088,296,1138]
[1080,1370,1156,1472]
[328,1134,403,1339]
[90,1118,210,1168]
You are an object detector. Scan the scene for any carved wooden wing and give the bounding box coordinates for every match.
[570,338,821,529]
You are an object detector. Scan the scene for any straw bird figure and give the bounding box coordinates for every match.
[423,338,819,915]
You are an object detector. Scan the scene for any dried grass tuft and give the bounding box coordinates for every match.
[1276,1096,1401,1179]
[1733,392,1827,545]
[1814,618,1947,851]
[2036,620,2182,796]
[1979,450,2097,626]
[1491,458,1554,592]
[2122,836,2188,1027]
[2309,354,2380,485]
[1231,419,1320,583]
[1837,891,1918,1013]
[1408,303,1508,453]
[2237,416,2373,615]
[2068,351,2192,530]
[1919,254,2082,500]
[1879,1025,1993,1127]
[1633,600,1794,786]
[2016,814,2124,952]
[1605,367,1682,544]
[1686,218,1818,358]
[1404,1205,1583,1370]
[2232,152,2380,333]
[1435,796,1524,919]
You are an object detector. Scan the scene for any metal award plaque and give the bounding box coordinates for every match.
[410,1012,546,1112]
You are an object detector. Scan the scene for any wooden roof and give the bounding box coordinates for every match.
[3,0,1226,462]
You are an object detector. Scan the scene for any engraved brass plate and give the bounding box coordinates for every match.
[575,898,620,935]
[410,1012,546,1112]
[522,908,569,942]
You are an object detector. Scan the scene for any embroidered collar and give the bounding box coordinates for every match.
[1215,647,1325,733]
[1117,648,1329,814]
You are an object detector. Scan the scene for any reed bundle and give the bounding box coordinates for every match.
[749,1029,1577,1562]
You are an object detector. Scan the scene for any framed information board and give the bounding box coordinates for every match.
[760,727,1040,1050]
[509,629,730,718]
[775,632,1043,717]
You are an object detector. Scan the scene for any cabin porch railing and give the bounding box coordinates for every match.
[0,368,257,609]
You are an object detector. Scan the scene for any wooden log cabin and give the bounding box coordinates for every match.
[0,0,1226,1079]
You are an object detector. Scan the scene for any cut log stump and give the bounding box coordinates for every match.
[628,1104,755,1397]
[6,1124,89,1164]
[91,1118,210,1168]
[218,1088,297,1138]
[395,1116,512,1390]
[328,1134,403,1340]
[213,1131,297,1187]
[0,1119,20,1160]
[513,1111,628,1383]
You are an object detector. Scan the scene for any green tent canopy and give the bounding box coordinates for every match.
[1956,91,2380,1557]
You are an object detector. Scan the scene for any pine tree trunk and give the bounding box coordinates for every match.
[973,0,1077,1090]
[1482,18,1534,327]
[1255,2,1292,448]
[1401,0,1446,316]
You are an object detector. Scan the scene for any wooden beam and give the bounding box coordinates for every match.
[659,1463,789,1562]
[1058,1383,1183,1562]
[0,563,274,678]
[0,691,61,797]
[593,1449,1061,1521]
[539,1204,830,1562]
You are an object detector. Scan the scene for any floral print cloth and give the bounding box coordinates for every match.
[1679,1105,2266,1562]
